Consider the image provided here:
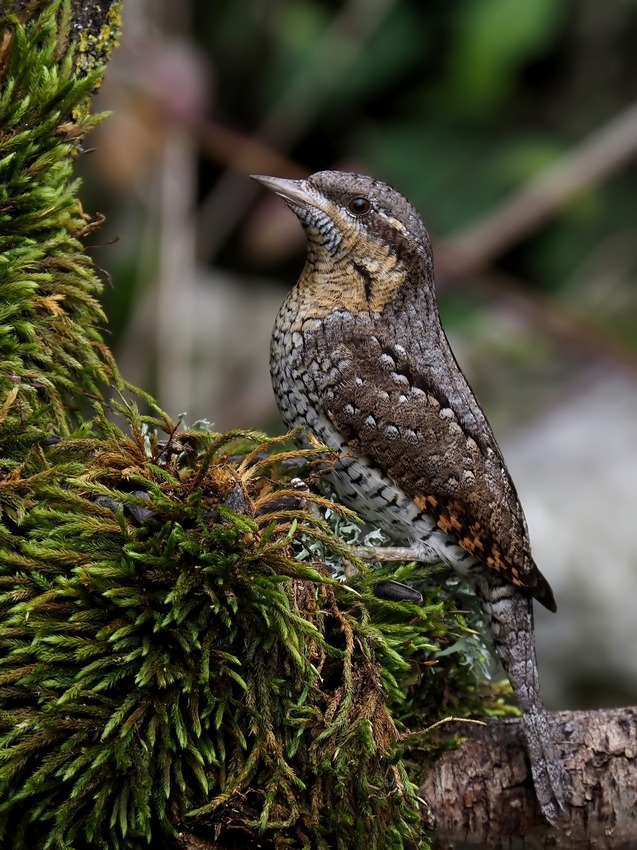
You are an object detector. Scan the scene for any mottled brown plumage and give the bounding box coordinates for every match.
[253,170,568,825]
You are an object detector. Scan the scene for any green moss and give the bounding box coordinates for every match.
[0,421,411,849]
[0,1,118,441]
[0,409,492,850]
[0,4,496,849]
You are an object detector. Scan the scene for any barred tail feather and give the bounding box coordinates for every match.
[475,576,569,826]
[521,701,568,825]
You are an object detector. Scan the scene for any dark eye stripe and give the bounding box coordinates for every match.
[364,213,419,265]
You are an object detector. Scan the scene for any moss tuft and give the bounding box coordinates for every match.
[0,1,119,440]
[0,420,412,848]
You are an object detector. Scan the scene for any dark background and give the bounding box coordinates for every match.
[80,0,637,710]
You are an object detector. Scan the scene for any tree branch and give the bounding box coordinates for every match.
[439,103,637,279]
[421,707,637,849]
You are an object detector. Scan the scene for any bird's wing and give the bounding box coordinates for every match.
[317,332,556,610]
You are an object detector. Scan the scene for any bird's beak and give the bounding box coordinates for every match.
[251,174,317,209]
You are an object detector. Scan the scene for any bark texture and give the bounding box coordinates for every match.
[6,0,114,35]
[421,707,637,849]
[2,0,121,75]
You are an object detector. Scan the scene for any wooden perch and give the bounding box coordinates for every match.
[421,707,637,849]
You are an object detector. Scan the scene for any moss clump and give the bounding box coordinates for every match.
[0,4,495,850]
[0,421,422,849]
[0,1,119,440]
[0,411,488,850]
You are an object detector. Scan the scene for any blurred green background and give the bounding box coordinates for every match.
[80,0,637,710]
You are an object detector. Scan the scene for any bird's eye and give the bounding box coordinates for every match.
[347,196,371,216]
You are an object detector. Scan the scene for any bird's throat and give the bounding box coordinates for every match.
[293,250,411,320]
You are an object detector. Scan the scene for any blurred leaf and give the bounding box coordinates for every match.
[266,1,330,95]
[499,138,563,183]
[328,5,429,105]
[444,0,567,118]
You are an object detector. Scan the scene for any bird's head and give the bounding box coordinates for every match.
[252,171,436,316]
[252,170,432,271]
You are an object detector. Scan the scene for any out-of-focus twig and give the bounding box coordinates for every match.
[438,102,637,279]
[156,126,198,414]
[195,121,306,181]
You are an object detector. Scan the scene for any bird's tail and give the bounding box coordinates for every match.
[475,576,569,826]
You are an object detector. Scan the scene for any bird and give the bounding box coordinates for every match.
[252,170,568,826]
